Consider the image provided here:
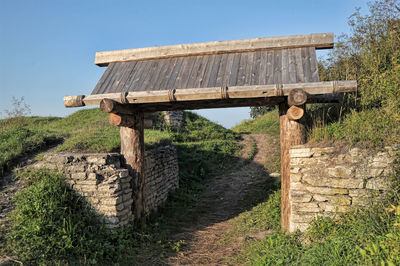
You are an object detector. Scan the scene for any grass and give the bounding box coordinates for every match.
[232,109,280,137]
[3,109,242,264]
[0,108,171,175]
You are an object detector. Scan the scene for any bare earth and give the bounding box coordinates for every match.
[167,134,278,265]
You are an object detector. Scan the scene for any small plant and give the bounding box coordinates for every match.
[3,96,31,118]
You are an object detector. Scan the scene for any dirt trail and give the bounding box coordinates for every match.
[167,134,277,265]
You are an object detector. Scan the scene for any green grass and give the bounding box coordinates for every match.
[232,109,280,136]
[4,109,242,264]
[0,108,171,175]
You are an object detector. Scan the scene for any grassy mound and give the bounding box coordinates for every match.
[232,109,280,137]
[4,109,241,264]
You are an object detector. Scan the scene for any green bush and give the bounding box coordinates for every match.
[311,0,400,146]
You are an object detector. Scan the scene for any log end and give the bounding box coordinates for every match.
[287,105,304,121]
[64,95,85,107]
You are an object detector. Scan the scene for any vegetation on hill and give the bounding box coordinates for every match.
[1,109,241,264]
[232,109,280,137]
[227,1,400,264]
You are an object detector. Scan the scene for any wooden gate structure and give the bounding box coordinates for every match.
[64,33,357,231]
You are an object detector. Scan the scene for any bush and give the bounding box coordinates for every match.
[311,0,400,146]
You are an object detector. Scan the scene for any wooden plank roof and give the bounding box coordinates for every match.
[92,47,319,95]
[65,33,359,111]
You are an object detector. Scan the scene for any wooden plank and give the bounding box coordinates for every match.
[309,47,320,82]
[250,51,261,85]
[244,52,254,85]
[186,56,204,89]
[66,80,357,107]
[207,54,223,87]
[174,56,196,89]
[279,102,306,232]
[165,57,184,90]
[288,49,297,83]
[301,47,312,83]
[120,112,145,218]
[215,53,229,87]
[273,49,282,84]
[158,58,178,90]
[137,60,158,91]
[92,62,116,94]
[193,56,210,88]
[228,53,241,86]
[281,49,290,84]
[294,48,305,83]
[95,33,334,66]
[236,53,248,86]
[201,54,217,87]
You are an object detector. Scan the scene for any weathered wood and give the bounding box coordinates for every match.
[63,95,85,107]
[288,88,307,106]
[279,102,306,232]
[109,113,153,128]
[120,112,145,218]
[287,105,304,120]
[95,33,334,66]
[65,81,357,108]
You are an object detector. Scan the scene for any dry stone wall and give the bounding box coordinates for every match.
[144,145,179,214]
[289,145,398,232]
[163,111,184,129]
[34,145,179,228]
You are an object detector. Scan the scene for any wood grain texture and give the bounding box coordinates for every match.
[120,112,145,218]
[279,102,306,232]
[67,81,357,107]
[95,33,334,66]
[92,46,321,95]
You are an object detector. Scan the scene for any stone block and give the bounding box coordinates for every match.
[306,187,348,195]
[293,202,320,213]
[302,175,364,189]
[290,191,312,203]
[291,173,302,182]
[289,222,310,233]
[70,172,87,180]
[326,166,354,178]
[290,213,317,223]
[366,177,391,190]
[290,148,314,158]
[290,167,301,174]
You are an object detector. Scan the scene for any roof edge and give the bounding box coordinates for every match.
[95,33,334,67]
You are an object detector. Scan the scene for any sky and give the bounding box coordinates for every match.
[0,0,369,128]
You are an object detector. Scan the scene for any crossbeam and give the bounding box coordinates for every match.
[95,33,334,66]
[64,80,357,109]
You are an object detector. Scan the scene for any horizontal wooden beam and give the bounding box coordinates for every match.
[64,80,356,109]
[95,33,334,66]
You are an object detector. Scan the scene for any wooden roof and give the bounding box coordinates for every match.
[64,33,357,111]
[92,47,319,95]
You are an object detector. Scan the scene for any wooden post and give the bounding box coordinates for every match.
[120,112,146,218]
[279,102,306,232]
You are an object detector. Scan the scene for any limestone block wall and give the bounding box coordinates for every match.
[143,145,179,214]
[34,145,179,228]
[163,111,184,129]
[289,145,398,232]
[36,153,133,228]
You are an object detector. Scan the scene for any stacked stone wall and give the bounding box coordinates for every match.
[163,111,184,129]
[34,145,179,228]
[289,145,398,232]
[143,145,179,214]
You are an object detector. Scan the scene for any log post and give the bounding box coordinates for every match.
[120,112,146,219]
[279,102,306,232]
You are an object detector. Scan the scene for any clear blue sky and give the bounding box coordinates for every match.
[0,0,368,128]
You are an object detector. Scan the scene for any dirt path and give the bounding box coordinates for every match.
[167,134,278,265]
